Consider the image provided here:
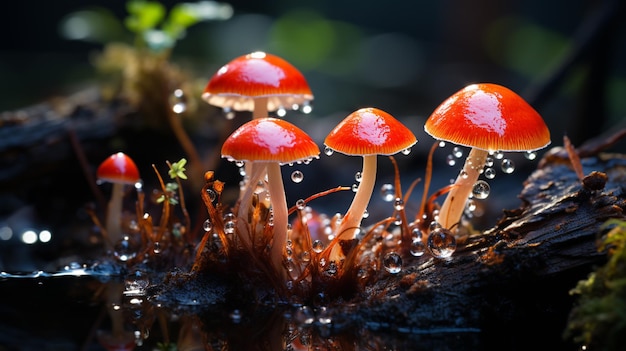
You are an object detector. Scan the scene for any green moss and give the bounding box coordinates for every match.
[566,219,626,350]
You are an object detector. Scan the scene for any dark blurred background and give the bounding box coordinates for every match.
[1,0,626,269]
[2,0,626,140]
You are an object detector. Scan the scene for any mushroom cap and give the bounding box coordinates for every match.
[221,117,320,164]
[96,152,140,184]
[424,83,551,152]
[202,51,313,111]
[324,107,417,156]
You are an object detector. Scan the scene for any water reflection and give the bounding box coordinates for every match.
[0,267,481,350]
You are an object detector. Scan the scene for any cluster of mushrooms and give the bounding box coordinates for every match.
[95,51,551,300]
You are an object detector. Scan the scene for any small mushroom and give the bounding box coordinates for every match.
[96,152,141,248]
[221,117,320,272]
[202,51,314,119]
[324,107,417,240]
[424,83,550,231]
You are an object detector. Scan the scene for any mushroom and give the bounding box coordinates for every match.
[324,107,417,241]
[221,117,320,272]
[96,152,141,248]
[202,51,314,120]
[424,83,550,231]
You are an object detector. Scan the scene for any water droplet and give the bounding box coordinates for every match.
[494,151,504,160]
[428,228,457,258]
[439,141,446,147]
[466,199,477,212]
[229,309,242,323]
[291,170,304,183]
[355,171,362,182]
[460,170,469,179]
[295,306,315,324]
[113,236,138,262]
[277,107,287,117]
[410,238,426,257]
[223,107,235,120]
[169,89,187,114]
[362,210,369,219]
[383,252,402,273]
[324,146,334,156]
[352,183,359,192]
[501,158,515,174]
[301,101,313,114]
[401,147,411,155]
[380,184,395,202]
[484,167,496,179]
[525,151,537,160]
[152,241,162,254]
[203,219,213,232]
[206,189,217,202]
[452,146,463,158]
[296,199,306,210]
[312,240,325,253]
[393,198,404,211]
[224,221,236,234]
[485,157,494,167]
[472,180,490,199]
[446,154,456,166]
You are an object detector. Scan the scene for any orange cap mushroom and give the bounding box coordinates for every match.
[203,51,314,119]
[424,83,550,231]
[324,107,417,240]
[96,152,141,249]
[222,117,319,273]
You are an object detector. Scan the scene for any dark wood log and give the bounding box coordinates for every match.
[345,132,626,349]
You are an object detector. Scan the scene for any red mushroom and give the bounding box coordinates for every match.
[96,152,141,248]
[324,107,417,241]
[202,51,314,119]
[424,83,550,231]
[221,117,320,273]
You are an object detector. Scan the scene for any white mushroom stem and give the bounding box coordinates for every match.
[104,182,125,248]
[236,162,266,249]
[266,162,289,274]
[336,155,377,240]
[437,148,489,230]
[239,96,269,200]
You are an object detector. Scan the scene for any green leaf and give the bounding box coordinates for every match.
[169,158,188,180]
[125,0,166,34]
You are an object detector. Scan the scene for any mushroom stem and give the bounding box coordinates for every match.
[337,155,377,239]
[236,162,266,249]
[104,182,125,248]
[238,97,269,197]
[266,162,289,274]
[253,97,268,119]
[437,148,489,230]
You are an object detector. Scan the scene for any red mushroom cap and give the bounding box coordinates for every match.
[96,152,140,184]
[424,83,550,152]
[221,117,320,164]
[324,107,417,156]
[202,51,313,111]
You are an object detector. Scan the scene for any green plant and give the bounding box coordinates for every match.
[565,218,626,350]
